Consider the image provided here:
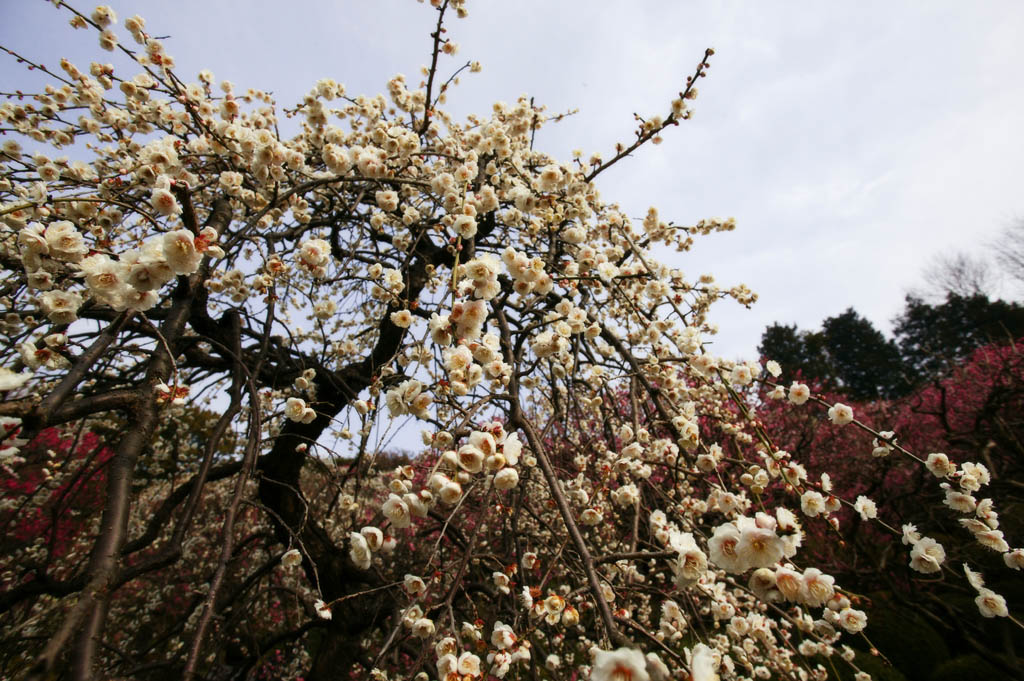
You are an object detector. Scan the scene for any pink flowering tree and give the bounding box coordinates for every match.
[0,4,1020,681]
[753,342,1024,675]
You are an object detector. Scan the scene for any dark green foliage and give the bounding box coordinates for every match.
[760,294,1024,398]
[893,293,1024,384]
[759,323,832,384]
[821,309,906,399]
[759,309,905,400]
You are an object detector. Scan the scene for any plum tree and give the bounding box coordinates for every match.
[0,3,1019,681]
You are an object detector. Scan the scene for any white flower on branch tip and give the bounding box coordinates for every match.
[77,254,127,296]
[730,364,753,386]
[519,586,534,611]
[708,522,746,573]
[452,214,477,239]
[959,461,991,490]
[284,397,307,422]
[91,5,117,27]
[827,402,854,426]
[411,617,435,639]
[457,443,484,474]
[748,567,780,602]
[596,261,619,284]
[871,430,896,457]
[735,518,785,570]
[492,571,511,595]
[389,309,413,328]
[404,574,426,595]
[942,483,977,513]
[975,588,1008,618]
[374,190,399,212]
[853,495,877,520]
[298,238,330,271]
[611,483,639,507]
[838,607,867,633]
[457,652,481,676]
[774,566,802,602]
[489,651,512,679]
[438,480,462,505]
[500,431,522,465]
[974,529,1009,553]
[901,523,922,545]
[125,240,175,292]
[963,563,985,590]
[313,598,332,620]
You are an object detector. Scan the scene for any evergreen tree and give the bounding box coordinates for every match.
[821,308,905,399]
[893,293,1024,383]
[760,310,906,399]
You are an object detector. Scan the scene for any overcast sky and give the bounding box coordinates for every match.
[4,1,1023,360]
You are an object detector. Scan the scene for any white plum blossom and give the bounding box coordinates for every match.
[838,607,867,633]
[150,186,181,216]
[313,598,332,620]
[45,221,88,262]
[0,369,30,392]
[382,493,412,528]
[788,382,810,405]
[493,467,519,490]
[853,496,877,520]
[827,402,854,426]
[708,522,745,573]
[975,588,1008,618]
[349,532,372,570]
[591,647,649,681]
[688,643,719,681]
[39,290,83,325]
[670,531,708,588]
[800,490,827,518]
[909,536,946,574]
[925,452,955,478]
[163,229,203,275]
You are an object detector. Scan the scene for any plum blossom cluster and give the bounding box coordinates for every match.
[766,376,1021,624]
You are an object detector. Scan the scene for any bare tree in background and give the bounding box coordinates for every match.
[991,219,1024,298]
[919,251,1001,301]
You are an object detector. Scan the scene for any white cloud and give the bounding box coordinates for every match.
[2,0,1022,360]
